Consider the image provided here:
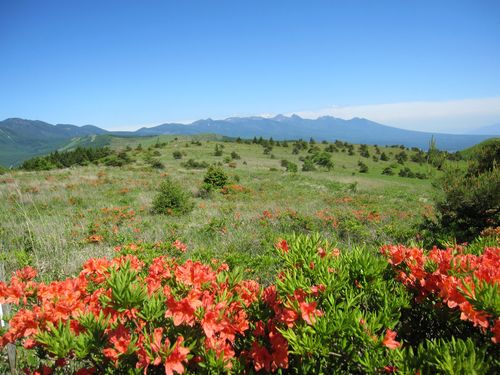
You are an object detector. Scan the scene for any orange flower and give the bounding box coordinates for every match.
[275,240,289,254]
[87,234,104,243]
[250,342,272,372]
[166,291,203,326]
[299,301,323,325]
[172,240,188,253]
[164,336,190,375]
[174,260,216,288]
[382,329,401,349]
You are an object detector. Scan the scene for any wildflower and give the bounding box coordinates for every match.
[275,239,289,254]
[299,301,323,325]
[165,337,190,375]
[382,329,401,349]
[172,240,187,253]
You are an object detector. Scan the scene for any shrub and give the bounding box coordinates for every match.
[230,151,241,160]
[432,166,500,241]
[286,161,298,172]
[399,167,415,178]
[358,161,369,173]
[152,177,193,215]
[302,158,316,171]
[172,150,183,159]
[202,165,229,191]
[396,151,408,164]
[214,144,223,156]
[312,152,334,170]
[382,167,394,175]
[148,159,165,169]
[469,139,500,174]
[181,159,209,169]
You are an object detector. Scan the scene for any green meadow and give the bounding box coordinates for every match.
[0,136,446,282]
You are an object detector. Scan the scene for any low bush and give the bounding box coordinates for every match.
[202,165,229,192]
[152,177,193,215]
[358,161,368,173]
[181,159,209,169]
[382,167,394,176]
[302,158,316,172]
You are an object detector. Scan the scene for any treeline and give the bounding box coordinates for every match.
[19,147,132,171]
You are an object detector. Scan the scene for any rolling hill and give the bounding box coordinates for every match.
[0,118,108,166]
[0,116,496,166]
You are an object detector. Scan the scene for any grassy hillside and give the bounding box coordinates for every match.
[460,137,500,159]
[0,137,446,280]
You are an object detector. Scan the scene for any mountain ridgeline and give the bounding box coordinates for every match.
[0,116,497,166]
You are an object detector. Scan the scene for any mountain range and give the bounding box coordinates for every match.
[0,116,498,166]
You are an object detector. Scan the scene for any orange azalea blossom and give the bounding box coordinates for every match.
[87,234,104,243]
[275,239,289,253]
[299,301,323,325]
[172,240,187,253]
[382,244,500,342]
[164,337,190,375]
[174,260,216,288]
[166,291,203,326]
[382,329,401,349]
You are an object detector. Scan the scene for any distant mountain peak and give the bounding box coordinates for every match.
[272,114,289,121]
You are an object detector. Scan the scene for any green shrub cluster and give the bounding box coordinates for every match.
[202,165,229,191]
[151,177,193,215]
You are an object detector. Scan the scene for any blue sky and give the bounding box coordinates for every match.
[1,0,499,132]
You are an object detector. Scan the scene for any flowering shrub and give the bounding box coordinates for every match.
[0,235,498,373]
[381,244,500,343]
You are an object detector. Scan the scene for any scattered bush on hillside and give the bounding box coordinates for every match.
[181,159,209,169]
[302,158,316,171]
[358,161,369,173]
[230,151,241,160]
[396,151,408,164]
[286,161,298,172]
[359,144,370,158]
[152,177,193,215]
[263,146,273,155]
[324,144,338,153]
[202,165,229,192]
[382,167,394,176]
[399,167,415,178]
[468,139,500,175]
[430,165,499,242]
[311,152,334,170]
[214,144,223,156]
[102,151,133,167]
[172,150,183,159]
[148,158,165,169]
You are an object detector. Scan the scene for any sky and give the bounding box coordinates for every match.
[1,0,499,133]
